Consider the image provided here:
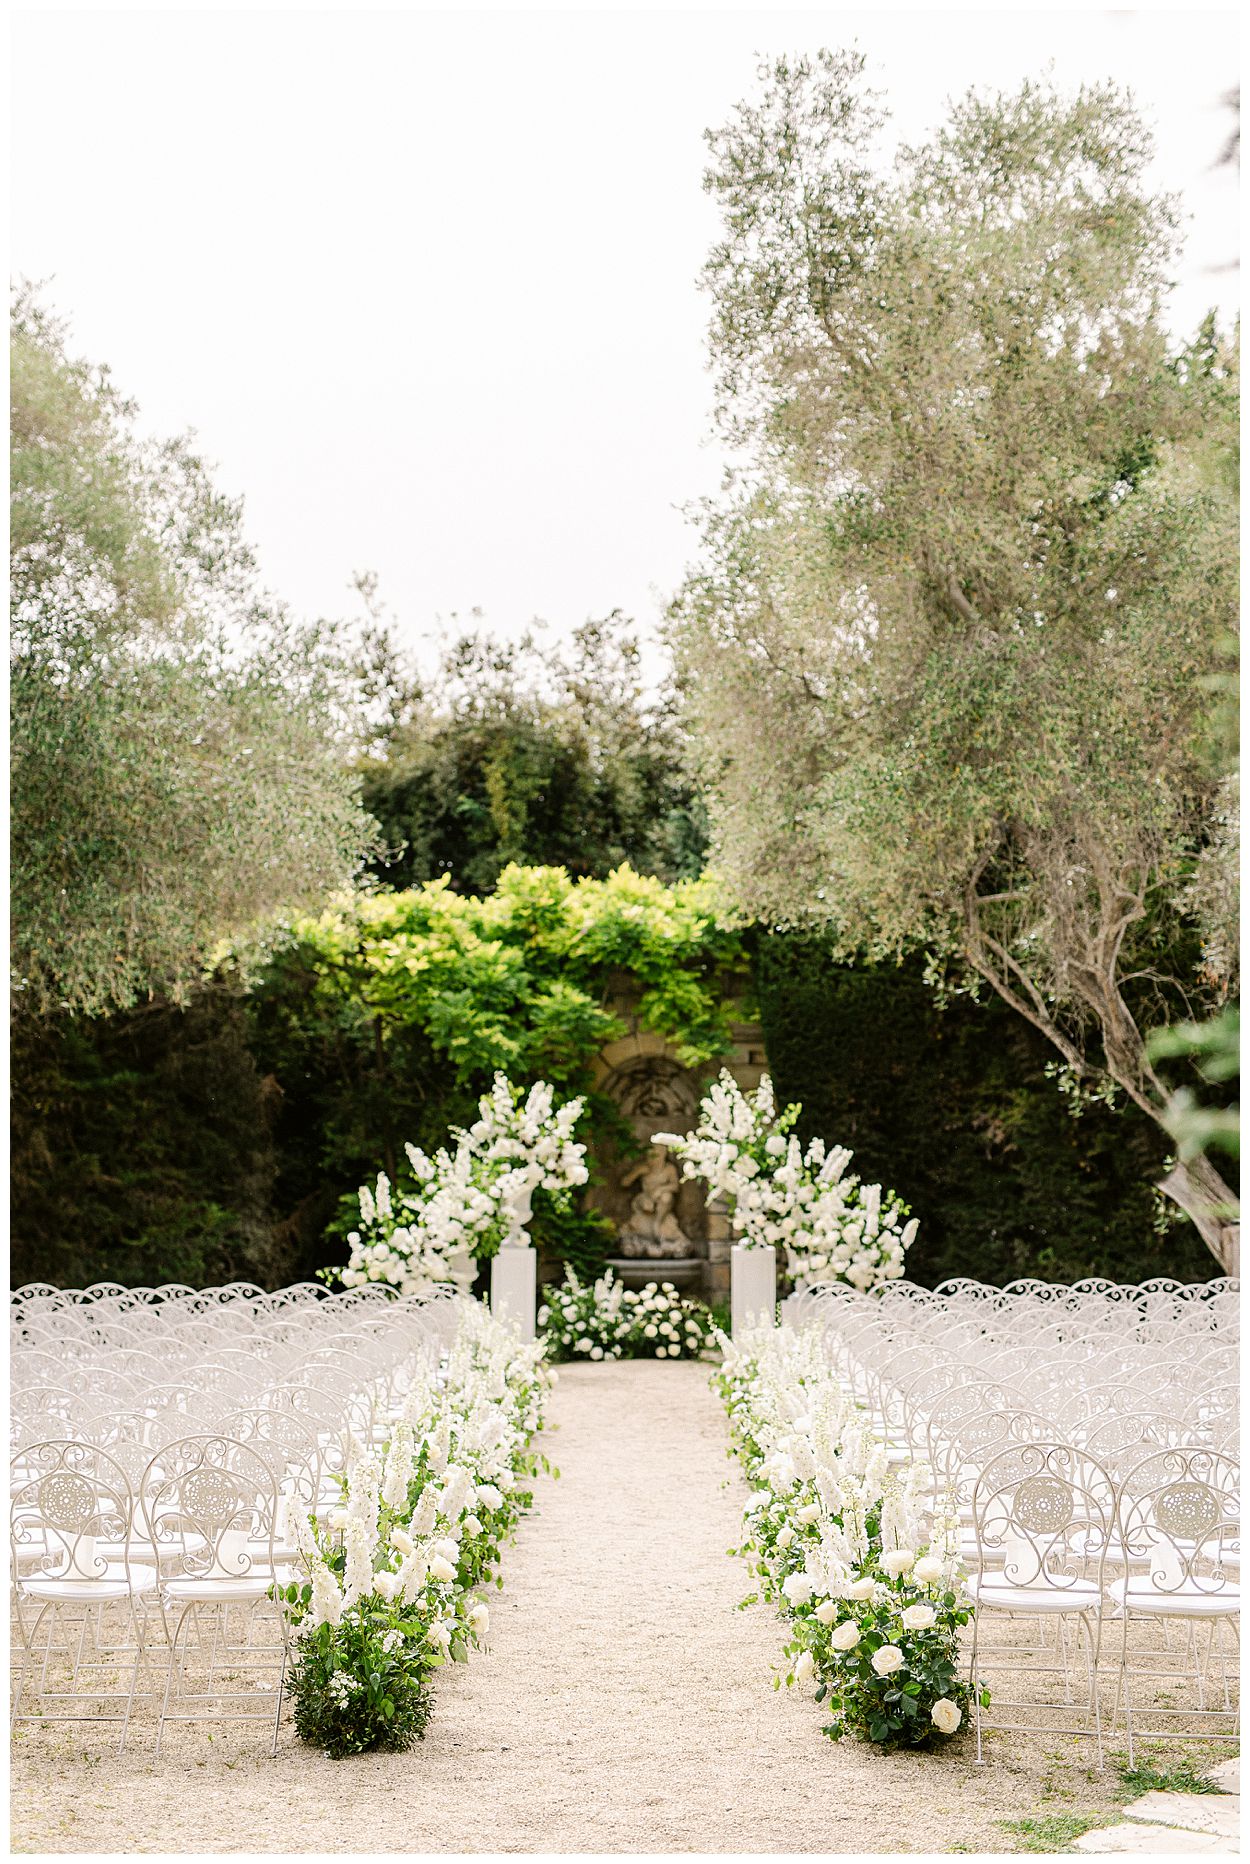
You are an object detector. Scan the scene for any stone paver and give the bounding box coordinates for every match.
[1074,1825,1230,1854]
[1125,1790,1241,1840]
[1074,1741,1242,1857]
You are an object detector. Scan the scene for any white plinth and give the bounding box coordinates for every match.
[778,1291,804,1330]
[731,1244,776,1336]
[490,1246,536,1342]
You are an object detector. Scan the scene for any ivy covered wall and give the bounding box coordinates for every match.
[754,934,1215,1286]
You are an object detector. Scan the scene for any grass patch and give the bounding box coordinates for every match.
[999,1812,1118,1853]
[1118,1755,1221,1795]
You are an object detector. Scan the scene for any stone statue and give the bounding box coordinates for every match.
[618,1145,690,1259]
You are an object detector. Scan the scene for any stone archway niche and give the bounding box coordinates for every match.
[594,1053,705,1293]
[583,1005,768,1305]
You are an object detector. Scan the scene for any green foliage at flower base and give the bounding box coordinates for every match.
[286,1609,435,1758]
[804,1582,977,1752]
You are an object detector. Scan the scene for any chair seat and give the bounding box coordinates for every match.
[967,1575,1102,1615]
[1108,1577,1241,1619]
[20,1564,159,1602]
[162,1566,296,1602]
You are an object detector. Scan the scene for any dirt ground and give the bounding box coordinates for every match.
[9,1358,1235,1855]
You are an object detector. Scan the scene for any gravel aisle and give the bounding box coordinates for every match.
[11,1360,1138,1854]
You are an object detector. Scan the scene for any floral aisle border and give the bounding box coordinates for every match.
[716,1325,986,1751]
[282,1301,555,1756]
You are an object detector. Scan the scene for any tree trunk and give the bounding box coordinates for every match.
[1157,1152,1241,1271]
[962,879,1241,1272]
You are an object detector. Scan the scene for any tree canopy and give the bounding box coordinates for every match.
[358,618,707,893]
[10,288,380,1017]
[673,57,1239,1259]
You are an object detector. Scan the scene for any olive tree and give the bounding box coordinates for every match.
[11,289,380,1016]
[673,56,1239,1263]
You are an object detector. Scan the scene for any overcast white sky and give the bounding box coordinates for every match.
[11,5,1241,678]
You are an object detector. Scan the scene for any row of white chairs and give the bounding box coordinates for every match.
[10,1282,462,1752]
[790,1277,1240,1764]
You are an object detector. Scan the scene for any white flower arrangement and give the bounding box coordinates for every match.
[331,1075,589,1294]
[538,1267,634,1361]
[622,1279,712,1359]
[285,1300,555,1755]
[715,1325,981,1751]
[657,1070,916,1293]
[539,1268,713,1362]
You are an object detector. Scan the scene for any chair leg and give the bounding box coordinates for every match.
[969,1608,985,1765]
[118,1598,146,1757]
[11,1599,50,1723]
[69,1607,91,1691]
[1119,1611,1135,1769]
[1058,1614,1073,1705]
[156,1604,194,1759]
[37,1601,60,1696]
[270,1601,289,1758]
[1079,1612,1103,1771]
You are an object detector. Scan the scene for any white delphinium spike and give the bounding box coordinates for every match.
[382,1423,415,1511]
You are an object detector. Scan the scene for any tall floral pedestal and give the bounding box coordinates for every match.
[778,1290,805,1329]
[491,1245,536,1342]
[447,1248,477,1296]
[731,1244,776,1337]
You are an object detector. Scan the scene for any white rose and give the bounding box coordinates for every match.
[931,1697,962,1735]
[793,1650,815,1685]
[795,1503,820,1526]
[913,1557,944,1585]
[775,1526,795,1550]
[829,1619,861,1652]
[782,1573,814,1607]
[373,1570,398,1602]
[463,1514,483,1538]
[429,1554,457,1584]
[871,1645,904,1677]
[389,1527,414,1556]
[880,1549,915,1578]
[468,1603,489,1636]
[814,1599,839,1626]
[901,1603,937,1632]
[846,1577,876,1601]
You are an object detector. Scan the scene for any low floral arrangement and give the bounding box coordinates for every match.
[657,1072,916,1293]
[627,1279,713,1359]
[716,1325,984,1752]
[329,1075,589,1293]
[282,1300,554,1756]
[538,1267,633,1360]
[538,1268,713,1362]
